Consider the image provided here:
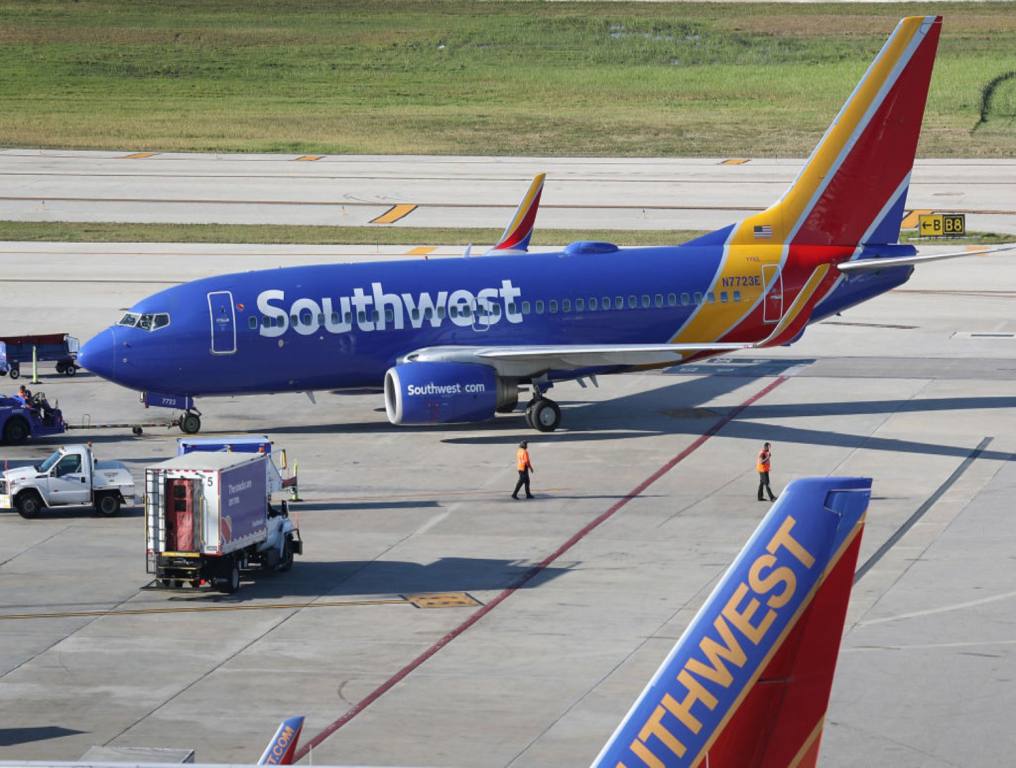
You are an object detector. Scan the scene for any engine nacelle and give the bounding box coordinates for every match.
[384,362,516,425]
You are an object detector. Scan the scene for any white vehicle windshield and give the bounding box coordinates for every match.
[38,450,63,472]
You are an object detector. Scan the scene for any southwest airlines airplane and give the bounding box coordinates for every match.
[1,475,873,767]
[80,17,1003,434]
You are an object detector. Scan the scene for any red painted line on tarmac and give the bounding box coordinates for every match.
[294,375,789,761]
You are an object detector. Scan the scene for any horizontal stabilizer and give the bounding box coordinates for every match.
[838,243,1016,272]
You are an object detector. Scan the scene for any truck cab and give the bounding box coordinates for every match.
[0,444,136,518]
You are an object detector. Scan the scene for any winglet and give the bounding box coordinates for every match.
[486,173,545,255]
[591,477,871,768]
[258,716,304,765]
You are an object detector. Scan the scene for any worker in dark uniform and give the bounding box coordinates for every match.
[757,442,777,501]
[512,440,534,500]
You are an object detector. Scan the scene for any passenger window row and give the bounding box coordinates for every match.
[510,290,743,316]
[247,289,745,330]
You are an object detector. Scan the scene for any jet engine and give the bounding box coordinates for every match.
[384,362,517,425]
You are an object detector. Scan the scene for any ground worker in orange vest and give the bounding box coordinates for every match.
[757,441,777,501]
[512,440,534,500]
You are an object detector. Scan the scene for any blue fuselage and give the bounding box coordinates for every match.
[79,239,911,398]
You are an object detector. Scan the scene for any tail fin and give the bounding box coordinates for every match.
[591,477,871,768]
[258,716,304,765]
[486,173,545,255]
[737,16,941,248]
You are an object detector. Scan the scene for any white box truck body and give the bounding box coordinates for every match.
[145,452,300,593]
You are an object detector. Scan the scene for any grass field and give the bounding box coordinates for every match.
[0,221,1010,247]
[1,1,1014,157]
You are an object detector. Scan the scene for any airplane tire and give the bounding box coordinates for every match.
[531,399,561,432]
[3,417,29,445]
[180,413,201,434]
[524,404,536,429]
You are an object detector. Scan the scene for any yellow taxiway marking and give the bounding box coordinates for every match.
[406,246,437,256]
[0,591,482,621]
[370,203,417,224]
[900,209,932,229]
[122,152,157,159]
[295,155,322,161]
[0,597,406,621]
[721,158,750,165]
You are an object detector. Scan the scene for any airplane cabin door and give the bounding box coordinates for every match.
[470,297,489,333]
[207,291,237,354]
[761,265,783,324]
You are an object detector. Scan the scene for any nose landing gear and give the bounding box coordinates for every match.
[179,410,202,434]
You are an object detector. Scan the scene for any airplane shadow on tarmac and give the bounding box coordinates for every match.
[165,556,569,603]
[446,379,1016,462]
[253,358,1016,461]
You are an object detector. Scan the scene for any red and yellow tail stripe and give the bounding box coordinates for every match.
[492,173,545,252]
[669,17,941,351]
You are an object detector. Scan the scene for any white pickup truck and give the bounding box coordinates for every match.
[0,444,136,518]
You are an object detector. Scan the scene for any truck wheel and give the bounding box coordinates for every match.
[95,493,120,516]
[219,558,240,594]
[180,412,201,434]
[278,537,295,572]
[56,362,66,374]
[15,491,43,519]
[66,365,78,377]
[3,417,29,445]
[8,366,19,380]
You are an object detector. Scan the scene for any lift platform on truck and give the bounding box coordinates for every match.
[145,452,301,594]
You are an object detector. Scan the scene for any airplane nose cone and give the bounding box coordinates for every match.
[79,327,117,381]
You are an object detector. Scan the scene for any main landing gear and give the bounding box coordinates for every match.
[525,392,561,433]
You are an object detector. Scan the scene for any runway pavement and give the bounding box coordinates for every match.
[2,149,1016,235]
[1,241,1015,767]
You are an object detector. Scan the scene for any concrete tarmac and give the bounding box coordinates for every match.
[1,243,1015,767]
[2,149,1015,235]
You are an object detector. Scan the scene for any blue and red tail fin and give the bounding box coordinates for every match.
[591,477,871,768]
[486,173,545,255]
[258,716,304,765]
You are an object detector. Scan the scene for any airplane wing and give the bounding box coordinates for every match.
[484,173,545,256]
[838,243,1016,272]
[402,342,750,377]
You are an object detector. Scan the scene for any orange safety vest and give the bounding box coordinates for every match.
[757,449,771,473]
[517,448,531,472]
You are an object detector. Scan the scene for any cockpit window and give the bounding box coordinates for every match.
[117,312,170,332]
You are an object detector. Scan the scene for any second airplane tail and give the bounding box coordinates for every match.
[591,476,871,768]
